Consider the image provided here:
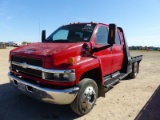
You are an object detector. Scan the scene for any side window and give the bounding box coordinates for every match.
[115,31,121,45]
[95,26,108,45]
[52,30,69,40]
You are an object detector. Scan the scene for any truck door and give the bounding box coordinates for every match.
[111,30,124,72]
[93,25,112,76]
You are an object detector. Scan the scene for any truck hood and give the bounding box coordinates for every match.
[12,42,83,55]
[11,42,85,67]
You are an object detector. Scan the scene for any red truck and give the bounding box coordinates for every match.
[8,22,142,115]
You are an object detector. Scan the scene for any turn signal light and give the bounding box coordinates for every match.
[68,57,75,65]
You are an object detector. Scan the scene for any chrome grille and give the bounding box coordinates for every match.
[12,64,42,77]
[12,56,42,67]
[12,56,42,78]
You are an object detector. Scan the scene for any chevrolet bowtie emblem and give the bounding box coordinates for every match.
[24,49,35,53]
[21,62,29,69]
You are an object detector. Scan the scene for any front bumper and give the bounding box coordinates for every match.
[8,73,79,105]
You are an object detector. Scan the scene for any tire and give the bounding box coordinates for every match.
[129,62,138,79]
[70,78,98,115]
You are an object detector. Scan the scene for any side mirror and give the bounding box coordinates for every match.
[41,30,46,42]
[108,24,117,45]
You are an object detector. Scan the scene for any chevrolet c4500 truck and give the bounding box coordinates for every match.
[8,22,142,115]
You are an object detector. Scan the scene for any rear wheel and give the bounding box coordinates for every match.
[70,78,98,115]
[129,62,138,79]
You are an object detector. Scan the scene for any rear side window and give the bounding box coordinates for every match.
[115,31,121,45]
[95,26,108,45]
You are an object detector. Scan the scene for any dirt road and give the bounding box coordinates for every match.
[0,47,160,120]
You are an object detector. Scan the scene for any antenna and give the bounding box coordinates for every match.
[38,18,40,42]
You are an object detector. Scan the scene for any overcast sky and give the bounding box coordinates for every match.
[0,0,160,46]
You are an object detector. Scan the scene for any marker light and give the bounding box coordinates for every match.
[68,57,75,65]
[110,30,114,38]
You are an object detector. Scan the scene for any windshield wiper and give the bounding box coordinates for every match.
[52,39,68,42]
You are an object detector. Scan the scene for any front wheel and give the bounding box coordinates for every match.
[70,78,98,115]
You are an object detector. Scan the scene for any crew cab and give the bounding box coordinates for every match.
[8,22,142,115]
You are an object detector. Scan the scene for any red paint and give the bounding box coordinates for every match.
[9,23,124,87]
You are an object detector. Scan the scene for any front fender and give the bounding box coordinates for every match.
[75,57,105,97]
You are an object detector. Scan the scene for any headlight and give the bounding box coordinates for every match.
[53,73,69,81]
[53,73,60,79]
[63,73,70,80]
[42,70,75,82]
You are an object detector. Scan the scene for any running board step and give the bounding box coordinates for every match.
[103,72,128,90]
[104,79,119,88]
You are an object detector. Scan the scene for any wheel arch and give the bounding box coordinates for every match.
[80,68,105,97]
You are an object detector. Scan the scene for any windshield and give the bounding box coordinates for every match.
[46,23,96,43]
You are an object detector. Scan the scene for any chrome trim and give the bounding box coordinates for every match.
[11,61,76,82]
[12,61,74,74]
[112,71,120,78]
[8,72,79,105]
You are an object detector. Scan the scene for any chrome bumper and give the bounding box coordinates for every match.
[8,73,79,105]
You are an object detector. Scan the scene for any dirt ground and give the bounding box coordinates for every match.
[0,47,160,120]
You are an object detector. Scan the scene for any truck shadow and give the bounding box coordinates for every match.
[121,76,131,81]
[0,83,80,120]
[134,85,160,120]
